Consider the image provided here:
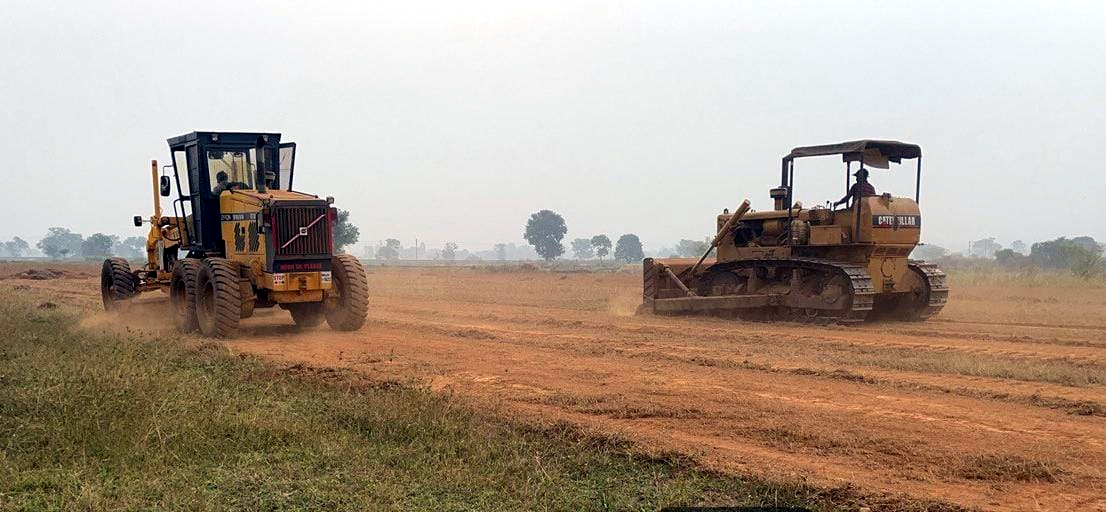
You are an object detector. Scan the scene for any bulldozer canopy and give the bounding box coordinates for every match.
[786,140,921,169]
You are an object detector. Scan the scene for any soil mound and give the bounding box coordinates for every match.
[10,268,90,280]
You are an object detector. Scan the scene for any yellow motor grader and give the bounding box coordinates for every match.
[101,131,368,337]
[640,140,947,323]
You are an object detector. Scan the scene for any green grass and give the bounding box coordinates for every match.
[0,291,847,511]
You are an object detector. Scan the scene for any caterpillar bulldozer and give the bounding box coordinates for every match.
[100,131,369,337]
[640,140,947,323]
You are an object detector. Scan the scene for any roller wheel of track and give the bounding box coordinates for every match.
[325,254,369,331]
[170,259,203,332]
[694,258,874,324]
[195,258,243,338]
[100,257,136,310]
[289,303,325,328]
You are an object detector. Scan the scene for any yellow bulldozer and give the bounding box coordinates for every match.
[640,140,947,323]
[100,131,369,337]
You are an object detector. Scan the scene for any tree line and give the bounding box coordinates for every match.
[915,236,1104,277]
[366,210,646,264]
[523,210,643,263]
[0,228,148,259]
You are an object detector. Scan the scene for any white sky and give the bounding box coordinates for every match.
[2,0,1104,253]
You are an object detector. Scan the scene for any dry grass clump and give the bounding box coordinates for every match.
[954,454,1066,483]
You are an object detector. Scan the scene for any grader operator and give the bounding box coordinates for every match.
[640,139,947,323]
[100,131,369,337]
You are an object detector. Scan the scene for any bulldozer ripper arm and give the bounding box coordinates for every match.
[710,199,751,248]
[664,266,696,297]
[686,199,751,277]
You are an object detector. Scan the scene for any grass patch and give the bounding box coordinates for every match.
[842,347,1106,388]
[954,454,1066,483]
[0,290,845,511]
[527,392,706,420]
[945,267,1106,289]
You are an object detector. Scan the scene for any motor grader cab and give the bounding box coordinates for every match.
[641,139,947,323]
[100,131,369,337]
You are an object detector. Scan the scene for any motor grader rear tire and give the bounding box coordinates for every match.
[325,254,369,331]
[195,258,243,338]
[288,303,325,328]
[100,257,136,310]
[170,259,203,332]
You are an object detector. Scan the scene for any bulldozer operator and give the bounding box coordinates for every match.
[834,167,877,208]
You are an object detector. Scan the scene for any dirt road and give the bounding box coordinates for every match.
[10,264,1106,511]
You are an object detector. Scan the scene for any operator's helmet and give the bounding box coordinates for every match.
[216,171,229,183]
[853,168,870,179]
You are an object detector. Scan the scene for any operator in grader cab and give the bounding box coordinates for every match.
[211,170,248,196]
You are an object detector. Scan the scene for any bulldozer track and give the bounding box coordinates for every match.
[706,258,875,324]
[907,260,948,320]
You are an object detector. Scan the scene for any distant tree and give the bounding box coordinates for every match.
[614,234,644,263]
[912,244,949,261]
[442,242,458,261]
[1072,251,1104,278]
[676,238,709,258]
[3,237,31,257]
[968,237,1002,258]
[1031,237,1103,276]
[590,234,612,260]
[37,227,83,259]
[523,210,567,262]
[376,238,402,261]
[1070,236,1103,254]
[81,233,117,258]
[570,238,594,260]
[1009,240,1027,255]
[118,236,146,259]
[332,209,360,253]
[494,243,508,261]
[994,248,1028,267]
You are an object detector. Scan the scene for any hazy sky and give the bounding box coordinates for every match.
[2,0,1104,253]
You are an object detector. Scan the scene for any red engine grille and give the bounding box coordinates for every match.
[273,205,331,257]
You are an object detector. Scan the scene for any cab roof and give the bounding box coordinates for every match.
[167,131,283,149]
[785,139,921,163]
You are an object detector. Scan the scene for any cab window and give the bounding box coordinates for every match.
[278,143,295,190]
[207,150,256,193]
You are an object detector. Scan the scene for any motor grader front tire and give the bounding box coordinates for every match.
[324,254,369,331]
[195,258,243,338]
[100,257,136,310]
[170,259,203,332]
